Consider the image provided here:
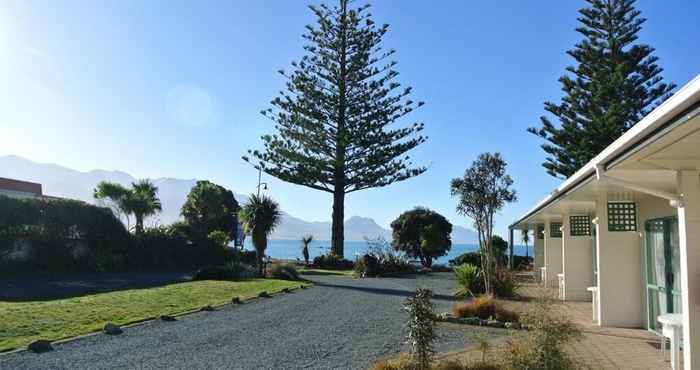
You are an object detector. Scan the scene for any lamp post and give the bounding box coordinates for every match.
[256,166,268,197]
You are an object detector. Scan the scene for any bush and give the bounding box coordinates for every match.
[501,297,582,369]
[355,237,416,277]
[454,263,484,297]
[268,263,300,280]
[451,295,519,323]
[193,262,256,280]
[449,252,481,267]
[493,270,519,298]
[371,356,501,370]
[313,253,354,270]
[429,264,452,272]
[0,196,131,275]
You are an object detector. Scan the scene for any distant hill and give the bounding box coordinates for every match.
[0,155,478,243]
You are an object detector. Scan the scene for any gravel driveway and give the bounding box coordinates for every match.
[0,273,490,370]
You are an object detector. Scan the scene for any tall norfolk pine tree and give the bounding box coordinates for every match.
[244,0,426,257]
[528,0,675,179]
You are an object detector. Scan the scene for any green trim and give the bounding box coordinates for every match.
[550,222,562,238]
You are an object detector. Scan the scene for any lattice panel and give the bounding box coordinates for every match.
[550,222,562,238]
[608,202,637,232]
[570,215,591,236]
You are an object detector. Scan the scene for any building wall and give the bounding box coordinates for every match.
[562,214,594,301]
[544,220,563,288]
[533,225,545,280]
[596,193,644,328]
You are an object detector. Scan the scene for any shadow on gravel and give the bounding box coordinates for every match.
[314,280,457,303]
[0,272,193,302]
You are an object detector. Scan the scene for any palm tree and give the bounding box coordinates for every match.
[521,229,530,259]
[301,234,313,265]
[94,180,162,236]
[239,194,282,275]
[128,180,162,235]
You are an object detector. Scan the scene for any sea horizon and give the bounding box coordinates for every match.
[243,239,531,265]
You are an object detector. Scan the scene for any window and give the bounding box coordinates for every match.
[550,222,562,238]
[570,215,591,236]
[536,224,545,240]
[608,202,637,232]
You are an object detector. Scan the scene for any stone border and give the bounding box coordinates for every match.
[0,282,309,355]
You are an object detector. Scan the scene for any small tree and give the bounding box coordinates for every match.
[181,180,240,240]
[391,208,452,268]
[451,153,516,294]
[301,234,313,265]
[238,194,282,275]
[404,288,436,370]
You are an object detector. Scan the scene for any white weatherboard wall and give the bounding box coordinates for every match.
[562,214,594,301]
[533,225,545,280]
[595,193,643,327]
[677,170,700,370]
[544,220,563,288]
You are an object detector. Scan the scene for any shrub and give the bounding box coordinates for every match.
[370,356,501,370]
[360,253,381,276]
[313,253,354,270]
[454,263,483,297]
[355,236,416,276]
[404,288,436,369]
[493,270,519,298]
[451,295,519,323]
[267,263,300,280]
[449,252,481,267]
[430,264,452,272]
[501,297,582,370]
[193,262,256,280]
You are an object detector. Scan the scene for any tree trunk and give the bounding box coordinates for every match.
[135,213,144,236]
[331,189,345,257]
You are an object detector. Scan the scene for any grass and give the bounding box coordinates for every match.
[298,268,355,277]
[0,279,306,352]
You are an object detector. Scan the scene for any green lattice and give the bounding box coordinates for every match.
[536,224,545,240]
[550,222,562,238]
[570,215,591,236]
[608,202,637,232]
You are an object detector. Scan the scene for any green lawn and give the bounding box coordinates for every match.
[0,279,306,352]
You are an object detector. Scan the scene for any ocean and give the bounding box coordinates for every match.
[243,239,531,265]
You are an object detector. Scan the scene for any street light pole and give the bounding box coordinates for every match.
[256,166,268,197]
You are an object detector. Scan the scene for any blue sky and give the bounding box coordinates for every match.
[1,0,698,236]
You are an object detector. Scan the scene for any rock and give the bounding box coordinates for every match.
[231,297,241,304]
[463,317,481,326]
[258,291,270,298]
[487,320,505,328]
[504,322,522,330]
[103,323,123,335]
[159,314,177,322]
[201,305,215,312]
[28,340,53,353]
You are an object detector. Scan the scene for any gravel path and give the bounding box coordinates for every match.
[0,273,494,370]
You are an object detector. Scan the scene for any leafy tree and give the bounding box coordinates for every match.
[244,0,426,258]
[492,235,509,266]
[94,180,162,236]
[238,194,282,275]
[390,208,452,268]
[451,153,516,294]
[93,182,132,228]
[181,180,240,240]
[301,234,313,265]
[521,229,530,259]
[528,0,675,178]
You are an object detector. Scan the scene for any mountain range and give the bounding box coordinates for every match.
[0,155,478,243]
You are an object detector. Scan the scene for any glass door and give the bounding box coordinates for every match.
[644,217,681,333]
